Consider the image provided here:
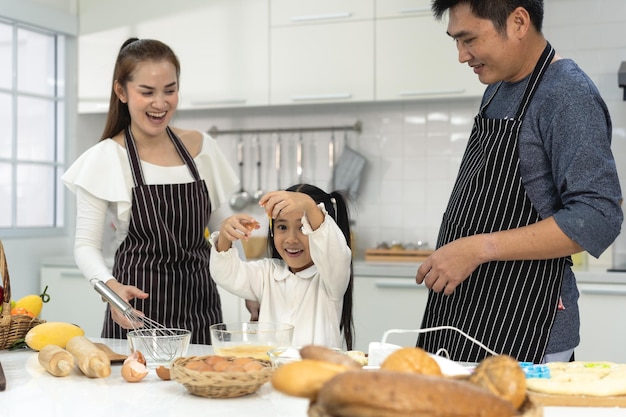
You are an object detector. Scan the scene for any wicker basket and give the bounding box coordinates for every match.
[170,355,274,398]
[0,241,44,350]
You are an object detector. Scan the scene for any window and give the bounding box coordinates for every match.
[0,18,65,233]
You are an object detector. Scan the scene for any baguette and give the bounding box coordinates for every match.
[300,345,362,370]
[313,370,519,417]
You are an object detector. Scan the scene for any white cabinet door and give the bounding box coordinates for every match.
[270,21,374,105]
[270,0,374,26]
[134,0,269,110]
[375,0,431,18]
[78,0,269,112]
[40,266,106,337]
[217,286,248,323]
[376,16,485,101]
[77,27,133,113]
[353,276,428,352]
[576,283,626,363]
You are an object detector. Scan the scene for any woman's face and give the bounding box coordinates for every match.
[272,210,313,273]
[115,59,179,139]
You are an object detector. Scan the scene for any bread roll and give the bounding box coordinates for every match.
[380,347,442,376]
[271,359,350,400]
[468,355,527,409]
[300,345,362,370]
[314,370,518,417]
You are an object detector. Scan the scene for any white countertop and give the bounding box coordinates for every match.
[353,260,626,285]
[1,339,624,416]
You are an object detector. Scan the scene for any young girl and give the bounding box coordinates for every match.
[209,184,354,350]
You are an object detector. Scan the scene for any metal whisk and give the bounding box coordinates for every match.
[92,280,190,365]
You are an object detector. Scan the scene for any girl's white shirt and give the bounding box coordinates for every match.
[62,133,239,284]
[209,204,352,349]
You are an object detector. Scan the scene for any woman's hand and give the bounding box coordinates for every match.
[105,279,149,329]
[216,214,260,252]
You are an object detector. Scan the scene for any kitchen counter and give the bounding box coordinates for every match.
[353,260,626,284]
[1,339,624,416]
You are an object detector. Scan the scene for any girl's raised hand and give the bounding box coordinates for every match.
[216,214,260,252]
[259,190,315,219]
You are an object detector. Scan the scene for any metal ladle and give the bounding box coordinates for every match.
[251,135,263,203]
[229,136,250,211]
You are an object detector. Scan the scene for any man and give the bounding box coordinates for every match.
[416,0,622,363]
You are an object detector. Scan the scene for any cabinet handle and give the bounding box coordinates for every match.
[60,271,85,279]
[399,89,465,97]
[189,99,247,106]
[375,280,423,290]
[398,7,431,14]
[292,12,352,23]
[579,283,626,296]
[292,93,352,102]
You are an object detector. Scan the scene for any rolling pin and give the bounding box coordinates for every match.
[66,336,111,378]
[38,344,75,377]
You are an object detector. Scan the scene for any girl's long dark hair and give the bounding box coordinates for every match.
[268,184,354,350]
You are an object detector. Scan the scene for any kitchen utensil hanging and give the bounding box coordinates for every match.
[329,130,336,189]
[251,134,263,203]
[229,135,250,211]
[275,134,282,190]
[296,132,303,184]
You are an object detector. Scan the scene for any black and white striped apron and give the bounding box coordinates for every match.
[417,43,567,363]
[102,126,222,345]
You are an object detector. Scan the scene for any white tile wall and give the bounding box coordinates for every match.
[80,1,626,263]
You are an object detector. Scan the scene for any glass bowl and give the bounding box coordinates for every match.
[267,346,302,367]
[127,328,191,368]
[210,322,294,360]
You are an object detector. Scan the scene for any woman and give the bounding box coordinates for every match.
[62,38,239,344]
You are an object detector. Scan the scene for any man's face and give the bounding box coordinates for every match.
[447,3,526,84]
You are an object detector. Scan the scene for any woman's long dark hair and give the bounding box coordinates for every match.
[268,184,354,350]
[100,38,181,141]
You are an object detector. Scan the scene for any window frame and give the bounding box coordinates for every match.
[0,9,76,239]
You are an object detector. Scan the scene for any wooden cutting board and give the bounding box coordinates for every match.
[528,391,626,407]
[365,249,434,262]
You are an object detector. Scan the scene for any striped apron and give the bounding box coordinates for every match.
[417,43,567,363]
[102,126,222,345]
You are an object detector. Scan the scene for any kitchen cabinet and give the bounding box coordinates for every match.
[353,274,428,352]
[270,0,374,26]
[40,263,107,337]
[375,11,484,100]
[375,0,431,18]
[270,20,374,105]
[77,0,269,113]
[576,282,626,363]
[39,259,247,338]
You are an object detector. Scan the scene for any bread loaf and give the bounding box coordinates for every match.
[300,345,362,370]
[271,359,350,400]
[380,347,442,376]
[469,355,527,409]
[313,370,519,417]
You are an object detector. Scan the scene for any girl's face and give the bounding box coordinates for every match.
[115,59,179,139]
[272,210,313,273]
